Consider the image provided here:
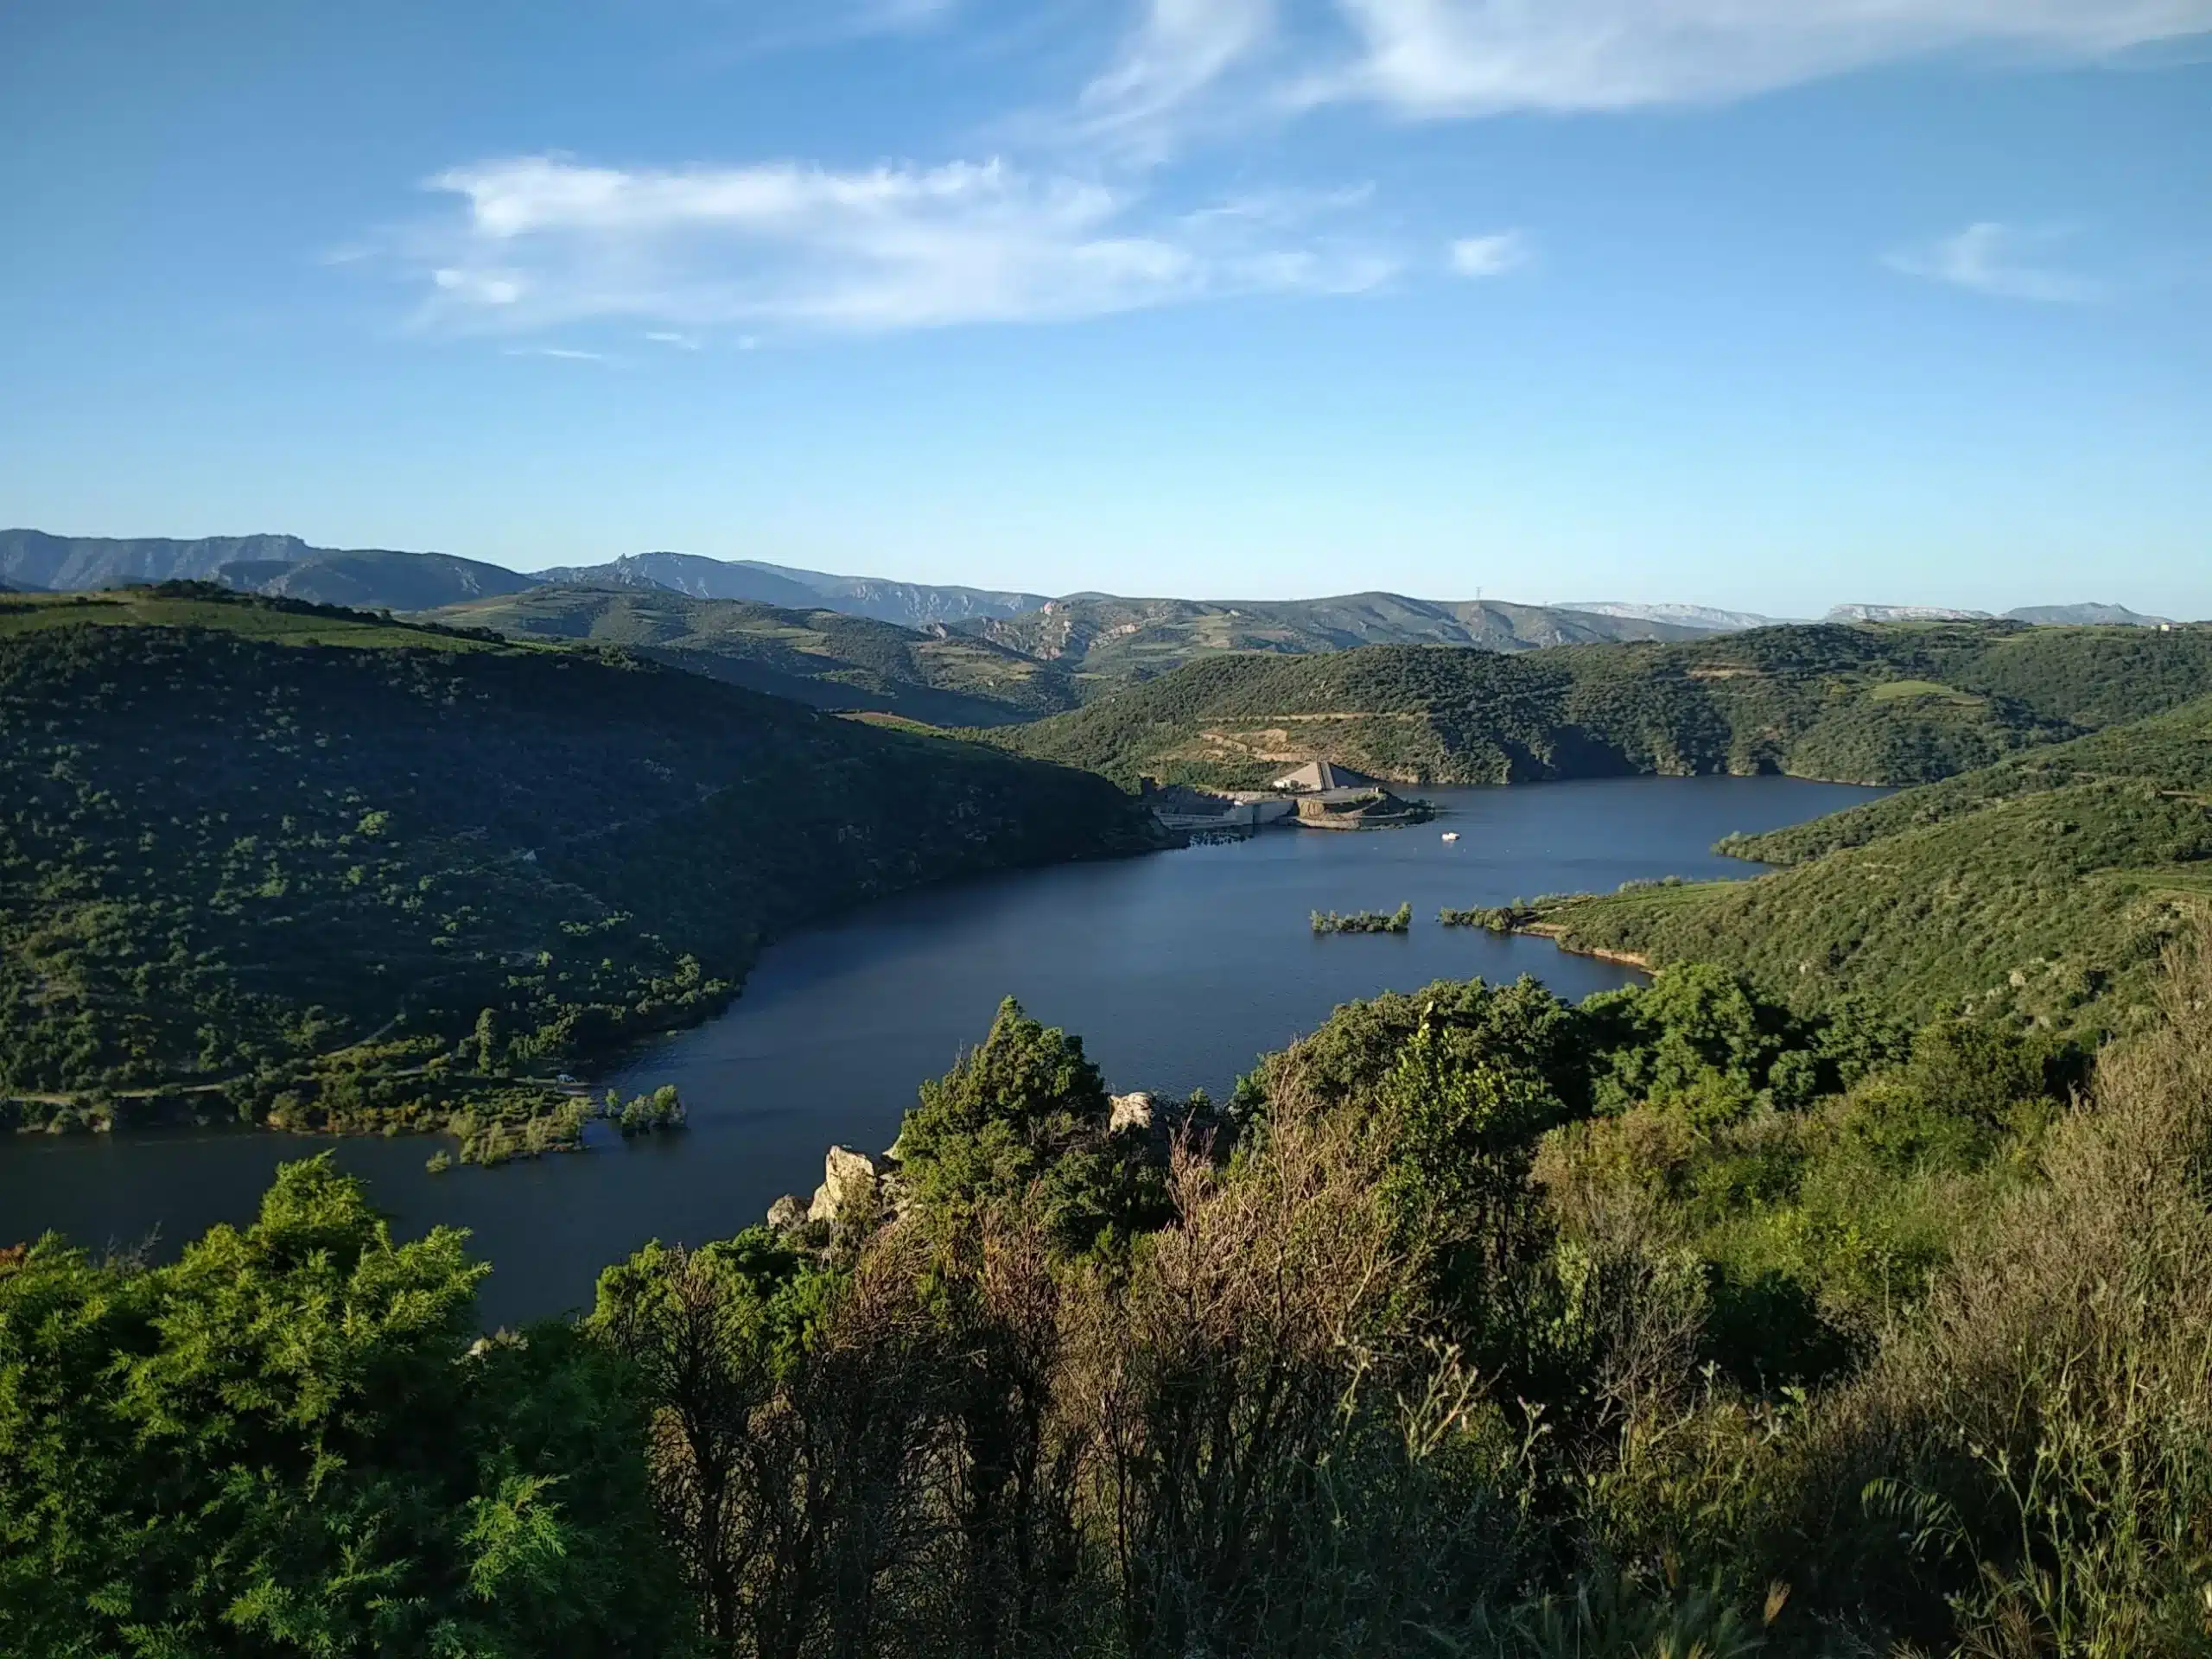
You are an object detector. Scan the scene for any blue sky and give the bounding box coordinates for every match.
[3,0,2208,615]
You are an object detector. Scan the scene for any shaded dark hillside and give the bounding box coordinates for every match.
[0,588,1157,1131]
[1522,694,2212,1033]
[428,585,1077,725]
[249,548,537,610]
[988,620,2212,790]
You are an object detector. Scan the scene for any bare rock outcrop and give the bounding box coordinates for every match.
[766,1193,809,1234]
[1109,1091,1156,1135]
[809,1146,880,1227]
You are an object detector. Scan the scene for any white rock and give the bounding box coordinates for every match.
[1110,1092,1156,1135]
[808,1145,879,1225]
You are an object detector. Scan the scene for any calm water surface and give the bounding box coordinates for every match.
[0,777,1882,1325]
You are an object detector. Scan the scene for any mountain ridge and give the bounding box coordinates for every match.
[426,585,1077,725]
[5,533,2190,691]
[984,620,2212,791]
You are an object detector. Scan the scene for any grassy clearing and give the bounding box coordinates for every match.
[1868,677,1983,705]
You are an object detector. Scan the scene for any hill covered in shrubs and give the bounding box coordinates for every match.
[985,620,2212,790]
[428,583,1078,726]
[1525,693,2212,1034]
[0,586,1159,1138]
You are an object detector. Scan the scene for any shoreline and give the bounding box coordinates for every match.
[1516,921,1654,971]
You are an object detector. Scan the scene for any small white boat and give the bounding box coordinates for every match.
[1440,831,1460,842]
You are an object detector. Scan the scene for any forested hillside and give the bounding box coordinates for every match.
[1517,693,2212,1033]
[988,620,2212,789]
[429,584,1077,725]
[0,587,1157,1135]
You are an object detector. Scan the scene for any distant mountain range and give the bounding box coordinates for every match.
[431,585,1076,726]
[966,592,1709,680]
[1823,601,2176,626]
[1998,603,2177,626]
[3,532,2187,694]
[0,531,536,611]
[532,550,1048,628]
[1558,601,1799,631]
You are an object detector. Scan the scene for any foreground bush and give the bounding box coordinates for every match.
[0,1160,681,1657]
[10,940,2212,1656]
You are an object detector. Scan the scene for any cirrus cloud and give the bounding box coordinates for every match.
[407,154,1399,336]
[1885,221,2104,302]
[1306,0,2212,117]
[1448,230,1530,276]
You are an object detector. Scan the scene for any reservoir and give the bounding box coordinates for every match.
[0,776,1881,1325]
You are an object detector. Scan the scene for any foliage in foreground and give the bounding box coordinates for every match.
[0,1159,682,1656]
[10,942,2212,1656]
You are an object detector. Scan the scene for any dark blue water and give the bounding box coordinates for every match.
[0,777,1881,1325]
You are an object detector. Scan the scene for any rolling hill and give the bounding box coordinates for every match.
[0,585,1157,1133]
[426,585,1077,725]
[1522,692,2212,1033]
[983,620,2212,791]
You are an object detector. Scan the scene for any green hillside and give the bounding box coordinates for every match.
[987,620,2212,790]
[0,587,1157,1135]
[1522,695,2212,1032]
[427,584,1076,725]
[960,589,1707,683]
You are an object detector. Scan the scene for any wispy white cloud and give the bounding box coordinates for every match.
[1306,0,2212,116]
[1885,221,2103,302]
[645,329,702,349]
[435,267,523,305]
[1070,0,1277,159]
[854,0,958,32]
[719,0,962,57]
[1448,230,1529,277]
[408,154,1397,335]
[503,345,610,361]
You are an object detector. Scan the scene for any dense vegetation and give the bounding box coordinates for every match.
[1529,692,2212,1034]
[10,581,2212,1654]
[985,620,2212,790]
[1312,903,1414,934]
[0,588,1159,1136]
[429,585,1077,726]
[13,935,2212,1655]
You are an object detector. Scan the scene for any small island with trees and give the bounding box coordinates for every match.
[1311,902,1414,934]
